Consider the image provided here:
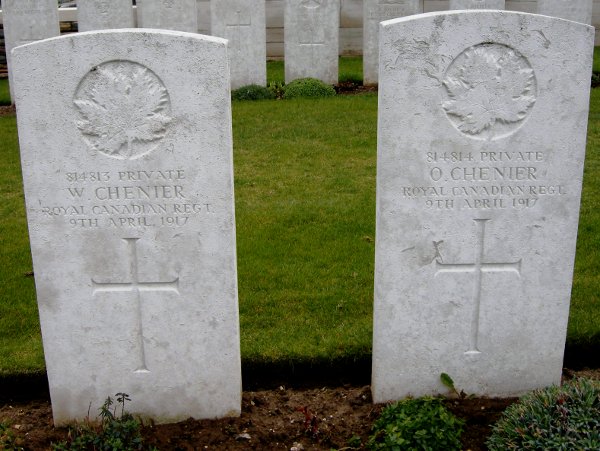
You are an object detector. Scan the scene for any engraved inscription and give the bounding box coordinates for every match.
[442,43,537,140]
[401,148,566,212]
[92,238,180,372]
[74,61,173,160]
[95,0,110,15]
[163,0,175,8]
[40,168,213,229]
[368,1,417,21]
[7,0,54,14]
[435,219,521,354]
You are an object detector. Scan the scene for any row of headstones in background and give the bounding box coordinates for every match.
[1,1,595,94]
[211,0,267,89]
[12,8,593,424]
[2,0,59,100]
[77,0,134,32]
[78,0,265,89]
[138,0,198,32]
[77,0,199,32]
[78,0,200,32]
[538,0,593,25]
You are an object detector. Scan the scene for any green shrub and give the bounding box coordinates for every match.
[267,81,285,99]
[283,78,336,99]
[592,72,600,88]
[231,84,275,101]
[487,377,600,450]
[52,393,150,451]
[367,397,464,450]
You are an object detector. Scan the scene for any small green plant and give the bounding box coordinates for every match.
[367,397,464,450]
[592,72,600,88]
[346,434,362,448]
[283,78,336,99]
[487,377,600,450]
[1,421,24,450]
[231,84,275,101]
[440,372,466,398]
[52,393,148,451]
[267,81,286,99]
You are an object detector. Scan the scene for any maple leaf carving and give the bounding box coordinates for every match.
[74,61,173,160]
[442,44,536,136]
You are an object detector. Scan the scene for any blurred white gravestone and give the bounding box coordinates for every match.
[284,0,340,84]
[449,0,505,9]
[2,0,59,102]
[211,0,267,89]
[77,0,135,32]
[12,29,241,425]
[372,11,593,401]
[363,0,423,86]
[137,0,198,32]
[538,0,593,25]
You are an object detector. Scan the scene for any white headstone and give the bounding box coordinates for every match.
[537,0,593,25]
[363,1,423,86]
[284,0,340,84]
[137,0,198,33]
[2,0,59,102]
[449,0,505,9]
[77,0,135,32]
[12,29,241,425]
[211,0,267,89]
[373,11,593,401]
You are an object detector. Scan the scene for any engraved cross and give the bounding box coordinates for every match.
[226,9,252,57]
[435,219,521,355]
[92,238,179,373]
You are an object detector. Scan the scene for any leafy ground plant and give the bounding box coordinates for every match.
[367,397,464,450]
[283,78,336,99]
[231,84,275,101]
[52,393,151,451]
[1,421,24,450]
[487,377,600,450]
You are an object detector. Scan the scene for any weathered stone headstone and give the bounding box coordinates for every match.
[211,0,267,89]
[77,0,135,32]
[449,0,505,9]
[284,0,340,84]
[137,0,198,33]
[373,11,593,401]
[2,0,59,102]
[363,0,422,86]
[12,29,241,424]
[537,0,593,25]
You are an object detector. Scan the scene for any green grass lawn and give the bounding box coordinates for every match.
[0,79,11,106]
[570,88,600,346]
[593,47,600,73]
[1,61,599,376]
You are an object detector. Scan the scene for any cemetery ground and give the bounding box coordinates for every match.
[1,56,600,449]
